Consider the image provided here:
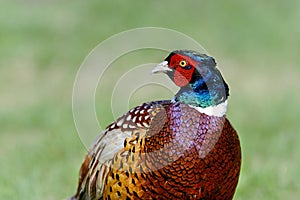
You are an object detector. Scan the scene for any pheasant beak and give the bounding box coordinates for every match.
[152,61,172,74]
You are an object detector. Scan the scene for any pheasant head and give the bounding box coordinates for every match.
[153,50,229,109]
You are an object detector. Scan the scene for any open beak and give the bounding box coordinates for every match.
[152,61,172,74]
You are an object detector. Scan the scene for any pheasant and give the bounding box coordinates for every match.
[70,50,241,200]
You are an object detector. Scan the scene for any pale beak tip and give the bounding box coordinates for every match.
[152,61,171,74]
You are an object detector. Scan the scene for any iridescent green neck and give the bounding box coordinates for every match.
[174,71,229,108]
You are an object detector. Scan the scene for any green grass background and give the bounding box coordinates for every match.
[1,0,300,199]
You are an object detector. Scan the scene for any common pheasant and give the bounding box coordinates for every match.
[70,50,241,200]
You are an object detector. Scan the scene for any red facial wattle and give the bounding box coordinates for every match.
[174,67,195,87]
[168,54,198,87]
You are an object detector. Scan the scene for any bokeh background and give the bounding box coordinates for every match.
[1,0,300,199]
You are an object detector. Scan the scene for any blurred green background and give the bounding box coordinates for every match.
[1,0,300,199]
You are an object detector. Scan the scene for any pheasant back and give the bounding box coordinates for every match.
[72,101,241,200]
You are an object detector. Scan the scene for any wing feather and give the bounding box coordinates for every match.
[71,101,170,200]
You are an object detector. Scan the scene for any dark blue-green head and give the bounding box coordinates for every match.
[152,50,229,108]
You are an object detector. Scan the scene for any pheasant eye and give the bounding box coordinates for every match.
[179,60,187,67]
